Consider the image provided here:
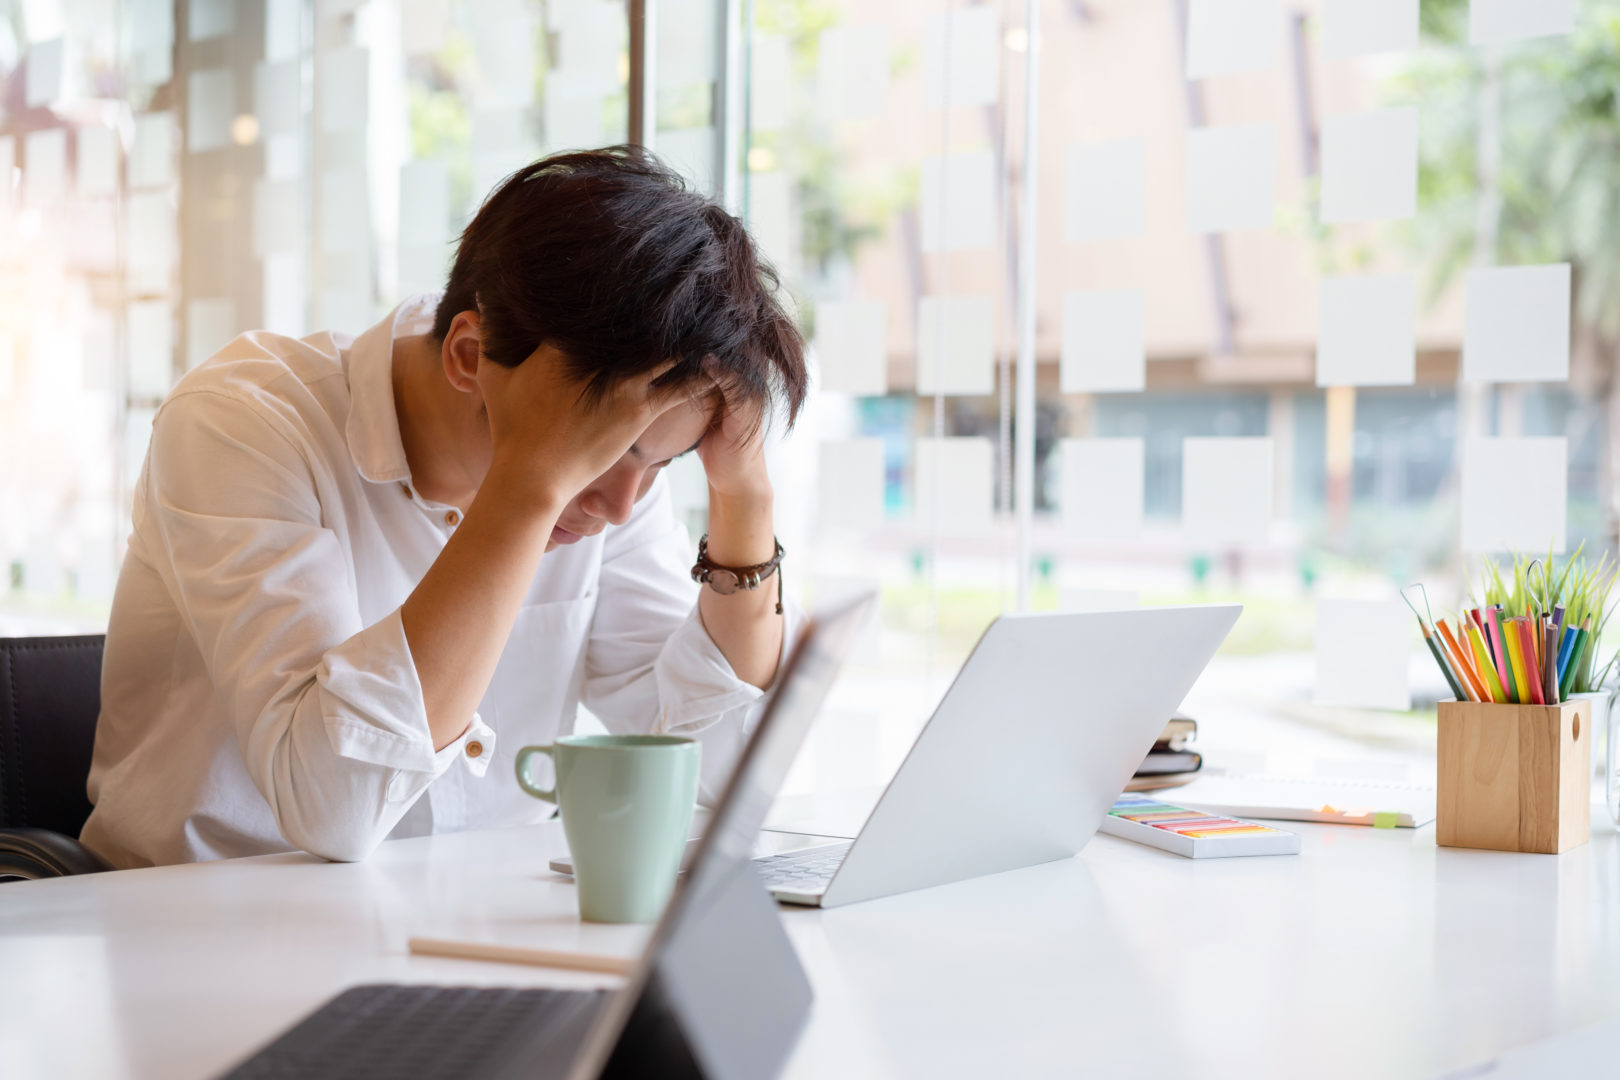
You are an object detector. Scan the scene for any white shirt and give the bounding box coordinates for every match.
[82,295,798,869]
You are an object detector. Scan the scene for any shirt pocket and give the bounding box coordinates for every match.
[480,591,598,744]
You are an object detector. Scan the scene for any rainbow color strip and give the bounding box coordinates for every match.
[1109,796,1287,839]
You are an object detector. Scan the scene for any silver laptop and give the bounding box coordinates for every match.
[557,604,1241,910]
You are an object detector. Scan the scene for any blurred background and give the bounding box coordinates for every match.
[1,0,1613,792]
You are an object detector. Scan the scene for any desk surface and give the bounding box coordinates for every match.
[3,803,1619,1080]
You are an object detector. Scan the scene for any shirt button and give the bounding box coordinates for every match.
[465,740,483,758]
[445,510,460,527]
[399,483,411,497]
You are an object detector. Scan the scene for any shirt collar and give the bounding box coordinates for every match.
[344,293,443,485]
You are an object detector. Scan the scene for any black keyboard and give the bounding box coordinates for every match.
[219,983,608,1080]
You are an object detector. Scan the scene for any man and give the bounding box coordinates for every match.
[81,147,808,868]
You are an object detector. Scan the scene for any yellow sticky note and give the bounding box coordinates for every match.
[1373,811,1399,829]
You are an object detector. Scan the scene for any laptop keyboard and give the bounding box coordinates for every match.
[754,842,853,893]
[218,983,607,1080]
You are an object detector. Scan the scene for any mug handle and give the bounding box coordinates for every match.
[515,745,557,803]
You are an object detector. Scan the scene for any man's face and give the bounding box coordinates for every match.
[548,393,713,551]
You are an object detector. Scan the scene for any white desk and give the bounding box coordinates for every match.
[3,806,1619,1080]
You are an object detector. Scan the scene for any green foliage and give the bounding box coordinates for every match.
[1470,544,1619,692]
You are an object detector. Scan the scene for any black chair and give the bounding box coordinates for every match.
[0,635,115,881]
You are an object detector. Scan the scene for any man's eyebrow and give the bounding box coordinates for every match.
[631,437,705,466]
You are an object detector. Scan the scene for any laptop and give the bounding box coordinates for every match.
[216,593,877,1080]
[558,605,1240,908]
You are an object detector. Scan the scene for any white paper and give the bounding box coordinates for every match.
[915,437,994,534]
[26,37,64,108]
[398,159,449,249]
[318,290,373,334]
[23,535,64,598]
[552,3,624,98]
[187,68,235,153]
[399,245,449,297]
[1314,598,1412,711]
[1462,263,1571,383]
[187,298,236,370]
[319,49,369,133]
[472,3,537,108]
[264,133,302,181]
[1185,0,1280,79]
[1322,0,1418,58]
[253,178,302,257]
[1186,125,1274,232]
[320,170,370,254]
[814,300,887,396]
[130,0,174,84]
[748,170,795,274]
[1316,273,1415,387]
[470,107,537,194]
[920,151,996,253]
[1064,139,1144,243]
[127,300,175,399]
[1058,589,1141,614]
[1320,108,1417,224]
[657,127,717,195]
[255,60,302,137]
[818,24,889,122]
[189,0,235,40]
[72,125,117,199]
[818,439,886,532]
[126,192,175,293]
[922,7,1000,108]
[1060,438,1144,542]
[23,128,67,209]
[1060,290,1144,394]
[917,295,994,397]
[262,251,306,336]
[265,0,303,61]
[401,0,450,55]
[1182,437,1274,546]
[129,112,173,189]
[1460,437,1567,554]
[544,87,605,150]
[750,33,791,132]
[1470,0,1575,46]
[658,0,719,87]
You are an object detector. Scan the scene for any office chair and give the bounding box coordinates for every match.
[0,635,114,881]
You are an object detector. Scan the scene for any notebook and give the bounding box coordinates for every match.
[1171,770,1437,828]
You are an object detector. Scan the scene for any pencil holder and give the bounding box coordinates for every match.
[1436,699,1590,854]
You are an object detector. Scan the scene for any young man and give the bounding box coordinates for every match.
[81,148,808,868]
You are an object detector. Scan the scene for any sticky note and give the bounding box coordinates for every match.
[1186,125,1274,232]
[187,68,235,153]
[0,136,13,211]
[1064,139,1144,243]
[1462,264,1570,383]
[265,0,303,61]
[1469,0,1575,46]
[1314,597,1412,711]
[471,1,537,108]
[318,290,373,334]
[658,127,717,196]
[917,295,994,397]
[915,438,994,534]
[187,299,236,370]
[399,245,449,297]
[127,301,175,398]
[319,171,370,254]
[126,192,175,293]
[189,0,235,41]
[751,34,791,132]
[658,0,719,87]
[920,151,996,252]
[1181,437,1273,546]
[470,106,532,161]
[1060,438,1144,542]
[131,0,175,58]
[818,439,886,532]
[262,251,306,336]
[818,24,889,122]
[264,133,302,181]
[401,0,451,56]
[1320,108,1417,223]
[748,170,795,274]
[253,178,302,257]
[1460,437,1567,553]
[255,60,302,137]
[23,128,67,209]
[73,127,116,199]
[1321,0,1418,59]
[1061,291,1144,394]
[26,38,65,108]
[399,159,449,248]
[551,3,624,97]
[319,49,369,133]
[545,85,605,150]
[814,300,887,396]
[130,112,173,189]
[1316,273,1415,387]
[1185,0,1280,79]
[922,7,1000,108]
[1373,811,1399,829]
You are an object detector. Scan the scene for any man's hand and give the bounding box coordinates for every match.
[696,394,774,503]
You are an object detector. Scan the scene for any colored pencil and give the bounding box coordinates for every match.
[1488,608,1516,703]
[1556,625,1577,686]
[1515,619,1545,705]
[1435,620,1480,697]
[1504,619,1531,706]
[1466,623,1508,703]
[1421,617,1470,701]
[1560,619,1593,700]
[1543,620,1561,704]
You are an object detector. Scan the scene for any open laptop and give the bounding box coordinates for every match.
[216,593,877,1080]
[558,605,1240,908]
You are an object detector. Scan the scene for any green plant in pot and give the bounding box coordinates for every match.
[1472,545,1618,697]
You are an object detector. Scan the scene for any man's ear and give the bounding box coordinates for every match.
[441,310,482,393]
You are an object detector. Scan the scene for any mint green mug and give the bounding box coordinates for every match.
[515,734,700,924]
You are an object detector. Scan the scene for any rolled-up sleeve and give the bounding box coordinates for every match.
[145,389,489,862]
[581,475,802,801]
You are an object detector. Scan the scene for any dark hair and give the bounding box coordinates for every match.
[433,146,807,426]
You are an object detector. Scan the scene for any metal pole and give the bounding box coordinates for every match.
[628,0,657,150]
[717,0,746,211]
[1014,0,1041,612]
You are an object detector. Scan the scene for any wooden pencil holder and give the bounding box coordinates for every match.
[1436,699,1590,854]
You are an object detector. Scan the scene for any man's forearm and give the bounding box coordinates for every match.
[401,464,563,749]
[698,490,784,690]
